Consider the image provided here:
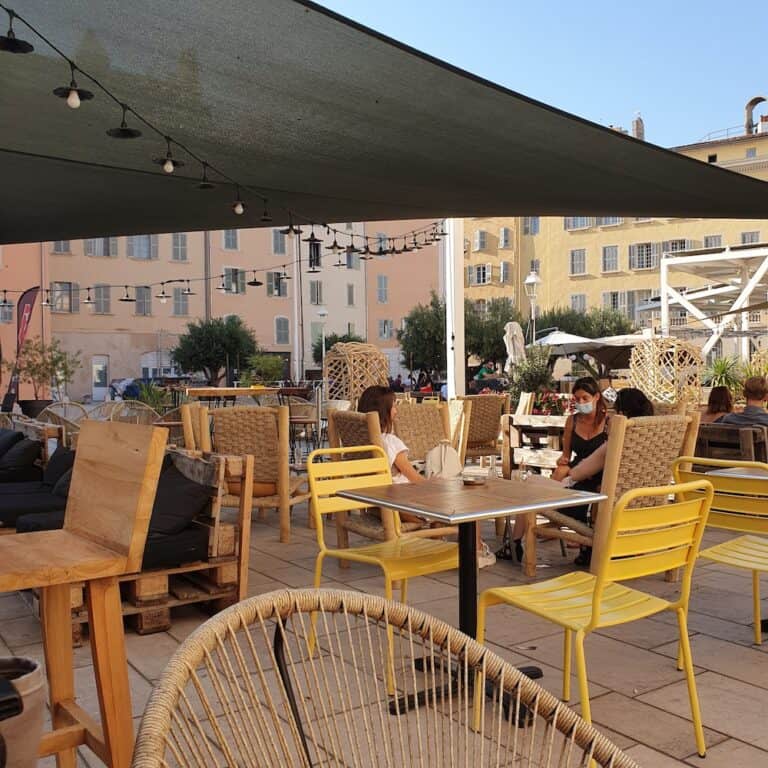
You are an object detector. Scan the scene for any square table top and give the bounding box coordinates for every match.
[706,466,768,480]
[338,474,606,525]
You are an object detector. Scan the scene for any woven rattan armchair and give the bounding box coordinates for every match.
[208,405,310,543]
[529,412,700,578]
[39,401,88,422]
[458,394,510,464]
[394,399,470,465]
[38,404,85,447]
[85,401,118,420]
[133,588,638,768]
[111,400,162,425]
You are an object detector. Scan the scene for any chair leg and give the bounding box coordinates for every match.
[676,608,706,757]
[335,511,351,569]
[308,554,326,656]
[40,583,77,768]
[87,577,135,768]
[574,630,591,724]
[279,496,291,543]
[400,579,408,604]
[495,517,505,537]
[522,512,537,578]
[384,576,396,695]
[562,629,572,702]
[753,570,762,645]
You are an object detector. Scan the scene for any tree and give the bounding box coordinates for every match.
[2,336,81,399]
[536,306,636,339]
[465,297,523,367]
[397,292,446,374]
[171,317,257,385]
[311,332,364,366]
[246,353,285,383]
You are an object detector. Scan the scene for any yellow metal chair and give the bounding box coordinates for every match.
[674,456,768,644]
[476,480,714,757]
[306,445,458,603]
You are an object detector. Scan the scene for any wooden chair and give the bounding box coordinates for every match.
[528,413,700,578]
[458,393,510,465]
[695,423,768,463]
[110,400,162,425]
[674,457,768,644]
[307,447,458,603]
[133,588,638,768]
[207,405,310,544]
[38,408,80,448]
[478,480,714,758]
[180,401,206,450]
[0,420,167,767]
[153,406,185,446]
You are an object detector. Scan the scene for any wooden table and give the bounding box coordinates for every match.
[186,387,279,404]
[339,476,605,637]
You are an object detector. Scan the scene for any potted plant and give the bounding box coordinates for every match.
[702,356,742,402]
[2,337,82,417]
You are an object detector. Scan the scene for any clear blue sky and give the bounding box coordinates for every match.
[317,0,768,148]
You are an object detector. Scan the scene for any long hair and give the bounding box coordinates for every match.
[707,385,733,415]
[358,386,397,433]
[615,387,654,418]
[572,376,607,424]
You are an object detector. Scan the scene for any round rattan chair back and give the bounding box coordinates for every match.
[39,401,88,422]
[110,400,162,425]
[133,589,638,768]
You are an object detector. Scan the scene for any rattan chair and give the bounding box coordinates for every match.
[394,399,470,465]
[111,400,162,425]
[154,406,185,446]
[132,588,639,768]
[85,401,118,420]
[208,405,310,543]
[526,413,700,578]
[38,406,82,447]
[39,401,88,422]
[458,393,510,465]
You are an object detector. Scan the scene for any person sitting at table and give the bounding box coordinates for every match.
[509,377,608,565]
[716,376,768,427]
[700,385,734,424]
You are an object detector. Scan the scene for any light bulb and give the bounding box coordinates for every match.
[163,157,174,173]
[233,200,244,215]
[159,294,168,304]
[66,87,80,109]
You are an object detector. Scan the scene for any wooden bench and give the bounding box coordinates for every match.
[9,416,63,464]
[695,423,768,463]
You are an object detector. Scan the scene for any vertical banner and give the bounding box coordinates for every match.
[2,286,39,408]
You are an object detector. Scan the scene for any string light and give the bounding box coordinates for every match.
[0,9,33,53]
[359,242,373,260]
[40,290,51,307]
[52,61,93,109]
[155,283,169,304]
[106,103,142,139]
[326,235,343,254]
[153,137,183,174]
[260,202,273,223]
[118,285,135,302]
[400,237,412,253]
[246,271,264,287]
[197,162,215,190]
[411,235,422,251]
[82,287,94,305]
[232,186,245,216]
[0,291,8,307]
[182,280,196,296]
[279,214,301,240]
[216,275,228,293]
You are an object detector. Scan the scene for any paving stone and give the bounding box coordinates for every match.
[639,672,768,749]
[74,663,152,720]
[263,563,318,588]
[125,631,181,682]
[1,613,42,647]
[597,616,681,650]
[654,608,757,647]
[11,640,94,670]
[0,592,33,620]
[588,692,726,759]
[345,575,457,605]
[623,744,690,766]
[684,738,768,767]
[165,605,211,642]
[688,585,754,624]
[654,634,768,689]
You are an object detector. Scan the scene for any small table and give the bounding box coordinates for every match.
[706,466,768,480]
[339,476,605,637]
[186,386,279,406]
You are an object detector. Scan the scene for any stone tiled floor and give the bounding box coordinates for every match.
[6,507,768,767]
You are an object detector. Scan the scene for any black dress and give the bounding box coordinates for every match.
[567,415,607,523]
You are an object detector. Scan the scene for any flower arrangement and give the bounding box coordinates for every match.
[532,389,573,416]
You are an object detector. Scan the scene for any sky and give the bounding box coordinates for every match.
[317,0,768,148]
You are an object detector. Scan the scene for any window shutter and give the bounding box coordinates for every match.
[628,244,637,269]
[85,239,94,256]
[127,237,135,258]
[472,231,480,251]
[467,265,474,285]
[238,269,245,293]
[151,235,159,260]
[479,230,487,249]
[109,237,118,257]
[486,263,493,283]
[661,240,671,255]
[652,242,662,267]
[618,291,628,315]
[71,283,79,313]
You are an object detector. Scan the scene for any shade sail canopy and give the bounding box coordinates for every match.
[2,0,768,244]
[533,331,598,355]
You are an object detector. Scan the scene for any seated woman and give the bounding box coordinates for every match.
[700,385,734,424]
[510,377,607,564]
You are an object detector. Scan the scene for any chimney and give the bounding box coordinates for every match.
[632,114,645,140]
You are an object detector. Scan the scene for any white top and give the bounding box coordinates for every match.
[380,432,410,484]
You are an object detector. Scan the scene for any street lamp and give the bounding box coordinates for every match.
[316,308,329,362]
[523,267,542,343]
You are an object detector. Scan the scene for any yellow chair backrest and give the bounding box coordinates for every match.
[673,457,768,534]
[307,446,393,549]
[589,480,713,629]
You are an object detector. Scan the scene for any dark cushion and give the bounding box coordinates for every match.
[16,510,65,532]
[52,468,73,498]
[0,481,47,495]
[141,526,210,570]
[43,446,75,487]
[148,466,211,536]
[0,430,22,458]
[0,492,66,526]
[0,439,42,482]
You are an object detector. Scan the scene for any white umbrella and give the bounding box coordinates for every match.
[533,331,599,356]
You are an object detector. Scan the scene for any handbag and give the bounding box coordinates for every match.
[424,440,463,479]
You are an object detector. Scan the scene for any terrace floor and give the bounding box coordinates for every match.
[4,505,768,767]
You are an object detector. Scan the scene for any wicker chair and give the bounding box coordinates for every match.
[458,394,510,465]
[208,405,310,543]
[527,413,700,578]
[38,406,83,447]
[111,400,162,425]
[85,401,118,420]
[154,406,185,446]
[394,399,470,465]
[327,409,453,546]
[133,588,638,768]
[39,401,88,422]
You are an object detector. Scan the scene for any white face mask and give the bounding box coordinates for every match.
[574,401,594,415]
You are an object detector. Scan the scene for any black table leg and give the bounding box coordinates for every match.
[458,521,478,636]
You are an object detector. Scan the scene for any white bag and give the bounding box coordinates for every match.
[425,440,463,479]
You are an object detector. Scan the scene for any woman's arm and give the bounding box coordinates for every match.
[567,442,607,483]
[393,451,426,484]
[556,415,574,466]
